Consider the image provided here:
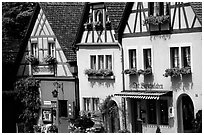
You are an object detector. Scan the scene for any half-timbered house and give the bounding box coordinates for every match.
[74,2,126,132]
[15,3,84,132]
[115,2,202,133]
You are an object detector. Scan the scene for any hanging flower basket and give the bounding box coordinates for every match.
[85,69,113,77]
[25,54,39,65]
[143,15,170,25]
[44,55,57,65]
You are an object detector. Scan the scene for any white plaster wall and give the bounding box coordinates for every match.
[122,32,202,133]
[77,45,123,112]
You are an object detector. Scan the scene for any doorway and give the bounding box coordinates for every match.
[177,94,194,133]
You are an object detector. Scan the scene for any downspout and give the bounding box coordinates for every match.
[118,41,127,129]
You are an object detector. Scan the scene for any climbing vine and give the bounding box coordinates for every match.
[15,77,41,132]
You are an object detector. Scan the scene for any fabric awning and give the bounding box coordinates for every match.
[114,90,172,100]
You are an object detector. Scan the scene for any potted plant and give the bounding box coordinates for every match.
[85,69,113,77]
[48,124,58,133]
[85,69,98,76]
[44,55,57,65]
[25,54,39,65]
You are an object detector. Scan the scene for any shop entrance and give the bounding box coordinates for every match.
[177,94,194,133]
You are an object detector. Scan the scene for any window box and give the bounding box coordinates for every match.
[123,68,138,75]
[88,75,115,80]
[163,67,191,77]
[85,69,113,76]
[25,54,39,65]
[139,68,153,75]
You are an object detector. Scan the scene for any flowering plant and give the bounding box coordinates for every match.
[48,124,58,133]
[25,54,39,65]
[33,125,41,133]
[44,55,57,65]
[85,69,113,77]
[143,15,170,25]
[142,67,152,75]
[163,67,191,77]
[123,68,138,75]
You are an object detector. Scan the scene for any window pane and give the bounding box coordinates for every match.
[144,49,151,69]
[31,43,38,57]
[98,55,104,69]
[147,100,157,124]
[84,98,90,111]
[48,43,55,57]
[182,47,191,67]
[129,49,136,69]
[92,98,99,111]
[90,56,96,69]
[106,55,112,70]
[170,47,179,68]
[159,100,168,125]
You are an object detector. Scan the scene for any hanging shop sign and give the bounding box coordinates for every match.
[130,82,163,90]
[32,65,55,76]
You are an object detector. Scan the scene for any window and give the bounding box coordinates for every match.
[58,100,68,117]
[143,49,152,69]
[181,47,191,67]
[147,100,157,124]
[106,55,112,70]
[150,2,170,16]
[92,98,99,111]
[98,55,104,69]
[31,43,38,57]
[95,9,103,23]
[84,98,91,111]
[90,55,96,69]
[170,47,179,68]
[90,54,113,70]
[48,42,55,57]
[159,100,168,125]
[129,49,137,69]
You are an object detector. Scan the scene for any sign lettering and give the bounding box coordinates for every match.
[130,82,163,90]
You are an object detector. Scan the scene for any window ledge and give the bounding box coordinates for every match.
[88,75,115,80]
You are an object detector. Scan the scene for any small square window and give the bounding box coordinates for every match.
[181,47,191,67]
[129,49,137,69]
[170,47,179,68]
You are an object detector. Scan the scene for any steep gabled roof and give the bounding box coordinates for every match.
[190,2,202,24]
[39,2,85,61]
[105,2,126,31]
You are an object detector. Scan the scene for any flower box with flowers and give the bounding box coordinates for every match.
[25,54,39,65]
[163,67,191,78]
[85,69,114,79]
[123,67,152,76]
[144,15,170,32]
[48,124,58,133]
[44,55,57,65]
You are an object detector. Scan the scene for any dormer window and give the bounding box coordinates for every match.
[150,2,170,16]
[147,2,171,34]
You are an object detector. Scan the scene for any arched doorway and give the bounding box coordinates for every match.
[177,94,194,133]
[106,100,120,133]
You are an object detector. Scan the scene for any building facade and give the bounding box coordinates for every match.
[75,2,126,132]
[115,2,202,133]
[15,3,84,132]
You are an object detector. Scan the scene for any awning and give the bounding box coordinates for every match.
[114,90,172,100]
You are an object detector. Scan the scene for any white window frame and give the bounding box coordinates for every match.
[142,46,153,70]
